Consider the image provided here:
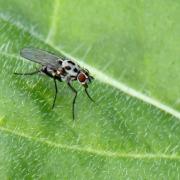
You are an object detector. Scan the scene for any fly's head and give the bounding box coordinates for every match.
[77,68,94,88]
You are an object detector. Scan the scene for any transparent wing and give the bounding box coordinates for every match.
[20,48,63,69]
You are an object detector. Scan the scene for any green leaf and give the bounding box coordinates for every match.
[0,0,179,179]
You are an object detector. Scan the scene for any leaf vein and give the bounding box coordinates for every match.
[0,126,179,160]
[46,0,60,43]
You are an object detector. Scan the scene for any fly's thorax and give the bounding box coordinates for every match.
[62,60,80,77]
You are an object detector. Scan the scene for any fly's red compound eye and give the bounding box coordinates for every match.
[78,73,86,83]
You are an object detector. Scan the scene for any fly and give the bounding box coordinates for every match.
[14,48,94,120]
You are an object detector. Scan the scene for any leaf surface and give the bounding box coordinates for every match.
[0,0,179,179]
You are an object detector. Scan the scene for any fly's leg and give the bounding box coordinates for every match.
[85,88,95,102]
[14,69,41,75]
[52,79,58,109]
[67,82,77,120]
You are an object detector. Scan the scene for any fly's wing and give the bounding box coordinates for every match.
[20,48,63,69]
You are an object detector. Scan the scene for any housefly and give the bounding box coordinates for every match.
[14,48,94,120]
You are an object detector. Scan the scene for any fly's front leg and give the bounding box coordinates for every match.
[67,82,77,120]
[85,88,95,102]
